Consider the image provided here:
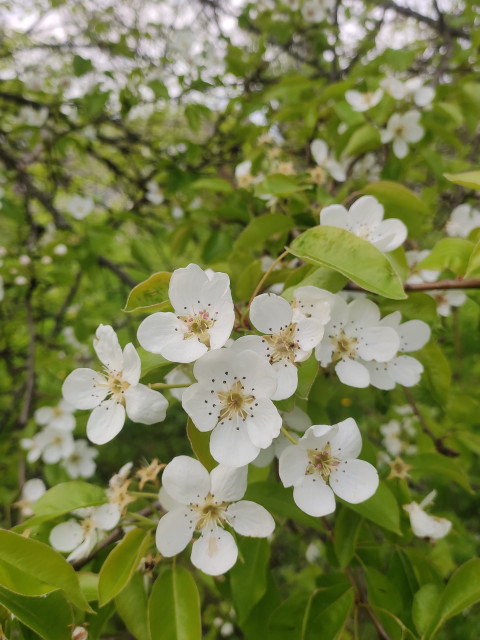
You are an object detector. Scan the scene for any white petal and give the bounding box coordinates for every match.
[293,475,336,517]
[86,399,126,445]
[279,445,309,487]
[364,361,395,390]
[49,520,84,552]
[226,501,275,537]
[347,298,381,325]
[155,507,198,556]
[124,384,168,425]
[210,420,260,467]
[22,478,46,502]
[34,407,54,425]
[371,219,408,252]
[162,456,210,505]
[393,138,408,158]
[349,195,384,228]
[329,418,362,460]
[210,465,248,503]
[398,320,431,352]
[444,290,467,307]
[245,398,282,447]
[158,486,183,512]
[67,534,97,563]
[283,406,312,432]
[94,325,123,372]
[406,505,451,539]
[92,503,121,530]
[310,139,328,164]
[209,302,235,349]
[161,338,208,364]
[295,317,324,352]
[326,159,346,182]
[191,526,238,575]
[387,355,423,386]
[182,384,220,432]
[121,343,141,385]
[62,368,108,410]
[335,358,370,388]
[357,326,399,362]
[169,264,209,312]
[320,204,349,229]
[51,413,76,432]
[137,312,185,354]
[250,293,293,335]
[330,459,379,503]
[271,361,298,401]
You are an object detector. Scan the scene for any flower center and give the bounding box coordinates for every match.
[53,406,63,417]
[265,323,298,363]
[394,125,405,137]
[217,380,255,421]
[179,311,214,346]
[307,444,340,482]
[331,330,357,360]
[107,372,130,401]
[82,516,96,537]
[194,493,228,530]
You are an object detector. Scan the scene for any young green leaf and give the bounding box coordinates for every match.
[123,272,172,313]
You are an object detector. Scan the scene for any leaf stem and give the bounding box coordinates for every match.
[149,382,190,390]
[281,426,298,445]
[247,249,289,310]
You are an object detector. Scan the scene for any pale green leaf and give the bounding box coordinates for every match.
[123,272,172,313]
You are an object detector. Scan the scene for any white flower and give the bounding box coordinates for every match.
[164,367,192,401]
[381,110,424,158]
[146,180,164,205]
[283,0,300,9]
[72,626,88,640]
[49,503,121,563]
[137,264,234,364]
[21,427,75,464]
[380,419,417,457]
[231,293,325,400]
[446,204,480,238]
[19,254,31,265]
[15,275,28,286]
[310,139,346,182]
[315,297,400,388]
[279,418,379,516]
[155,456,275,575]
[403,490,451,540]
[35,399,76,432]
[62,440,98,478]
[54,243,68,256]
[65,195,95,220]
[182,348,282,467]
[63,324,168,445]
[403,77,435,108]
[432,290,467,317]
[380,76,406,100]
[109,461,134,488]
[301,0,334,22]
[406,250,439,285]
[345,89,384,112]
[19,106,48,127]
[320,195,407,252]
[172,205,184,219]
[362,311,430,390]
[350,153,381,182]
[235,161,258,189]
[17,478,47,516]
[305,542,321,563]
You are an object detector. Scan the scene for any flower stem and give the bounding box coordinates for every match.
[149,382,190,390]
[281,426,298,445]
[130,491,160,499]
[248,249,289,310]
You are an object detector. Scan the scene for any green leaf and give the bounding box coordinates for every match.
[288,226,406,299]
[0,586,73,640]
[282,266,347,301]
[78,572,99,602]
[98,528,152,606]
[444,170,480,190]
[0,530,91,611]
[363,181,431,235]
[186,417,216,471]
[0,560,55,597]
[343,481,401,534]
[230,538,270,623]
[296,355,319,400]
[425,559,480,639]
[115,573,150,640]
[416,342,451,406]
[123,272,172,313]
[234,214,294,253]
[191,177,233,192]
[364,566,402,614]
[464,238,480,278]
[333,507,362,568]
[417,238,474,276]
[409,453,472,493]
[255,174,303,197]
[344,124,381,156]
[73,54,93,76]
[148,565,201,640]
[244,482,322,531]
[304,585,355,640]
[412,584,441,636]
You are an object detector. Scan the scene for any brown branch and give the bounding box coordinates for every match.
[50,271,83,339]
[97,256,137,288]
[346,279,480,292]
[345,568,393,640]
[18,282,36,430]
[403,387,458,457]
[381,1,469,40]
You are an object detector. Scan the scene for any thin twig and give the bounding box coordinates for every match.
[345,278,480,292]
[248,250,289,309]
[97,256,137,288]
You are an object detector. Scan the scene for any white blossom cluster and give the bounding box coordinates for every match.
[31,260,437,574]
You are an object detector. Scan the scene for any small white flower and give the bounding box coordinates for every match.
[232,293,325,400]
[403,490,451,540]
[381,110,424,158]
[283,0,300,9]
[19,106,48,127]
[350,153,381,182]
[15,275,28,285]
[63,324,168,445]
[301,0,334,22]
[220,622,235,637]
[109,461,134,488]
[235,160,258,189]
[138,264,234,364]
[320,195,407,252]
[279,418,379,516]
[17,478,47,516]
[345,89,384,112]
[432,290,467,317]
[155,456,275,575]
[62,440,98,479]
[49,503,121,563]
[403,77,435,108]
[19,254,31,266]
[146,180,164,205]
[35,399,76,432]
[41,255,53,265]
[380,76,407,100]
[315,296,400,388]
[54,243,68,256]
[182,348,282,467]
[446,204,480,238]
[22,427,75,464]
[171,205,184,219]
[305,542,321,563]
[310,139,346,182]
[65,195,95,220]
[72,626,88,640]
[406,250,439,285]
